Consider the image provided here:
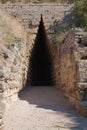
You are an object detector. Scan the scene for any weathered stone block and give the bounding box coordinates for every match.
[0,71,4,79]
[0,48,11,59]
[0,82,7,93]
[0,70,10,80]
[77,82,87,90]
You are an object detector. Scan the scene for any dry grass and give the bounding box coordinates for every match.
[0,9,24,37]
[0,8,26,47]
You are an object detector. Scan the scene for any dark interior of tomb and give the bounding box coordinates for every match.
[26,15,54,86]
[81,55,87,59]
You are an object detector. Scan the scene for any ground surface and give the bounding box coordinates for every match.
[3,87,87,130]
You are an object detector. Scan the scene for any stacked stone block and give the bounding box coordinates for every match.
[0,32,29,129]
[58,29,87,116]
[0,4,87,126]
[1,4,73,38]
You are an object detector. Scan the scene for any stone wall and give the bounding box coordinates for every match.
[59,30,77,95]
[57,29,87,116]
[0,36,27,129]
[1,4,73,44]
[0,4,87,130]
[1,4,73,29]
[0,3,73,88]
[0,9,30,129]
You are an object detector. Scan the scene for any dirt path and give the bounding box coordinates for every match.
[3,87,87,130]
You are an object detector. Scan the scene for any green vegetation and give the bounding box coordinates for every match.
[54,0,87,43]
[74,0,87,30]
[55,12,74,43]
[56,32,67,44]
[6,32,21,44]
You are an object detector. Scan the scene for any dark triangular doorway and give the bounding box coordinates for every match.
[26,15,54,86]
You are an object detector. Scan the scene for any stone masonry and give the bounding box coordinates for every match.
[1,4,73,43]
[57,29,87,116]
[0,3,87,130]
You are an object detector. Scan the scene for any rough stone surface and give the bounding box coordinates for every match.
[57,29,87,116]
[1,4,73,29]
[0,8,28,128]
[0,3,87,130]
[1,4,74,44]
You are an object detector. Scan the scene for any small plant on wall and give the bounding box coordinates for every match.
[74,0,87,30]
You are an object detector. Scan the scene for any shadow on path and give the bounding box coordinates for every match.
[19,86,87,130]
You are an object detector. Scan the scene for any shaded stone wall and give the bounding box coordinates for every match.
[57,30,87,116]
[59,31,77,95]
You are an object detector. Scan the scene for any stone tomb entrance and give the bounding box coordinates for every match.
[26,15,54,86]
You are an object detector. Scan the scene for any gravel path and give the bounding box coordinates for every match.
[3,87,87,130]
